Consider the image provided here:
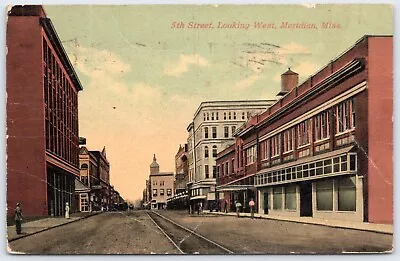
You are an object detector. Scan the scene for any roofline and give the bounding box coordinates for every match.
[40,17,83,91]
[193,99,276,119]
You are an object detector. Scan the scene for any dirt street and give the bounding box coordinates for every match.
[158,210,393,254]
[8,211,179,254]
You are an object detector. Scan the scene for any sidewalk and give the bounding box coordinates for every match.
[205,211,393,235]
[7,211,101,242]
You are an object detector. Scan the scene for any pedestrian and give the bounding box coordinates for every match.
[224,200,228,213]
[14,203,23,235]
[65,202,70,219]
[235,201,242,218]
[249,198,255,219]
[199,202,203,214]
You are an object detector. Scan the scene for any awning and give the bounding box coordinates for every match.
[216,185,254,192]
[190,195,207,201]
[75,179,90,192]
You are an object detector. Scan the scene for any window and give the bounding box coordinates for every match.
[212,145,218,157]
[273,187,283,210]
[260,140,270,160]
[316,179,333,211]
[283,128,295,152]
[271,134,281,157]
[204,127,209,138]
[315,111,330,141]
[231,159,235,174]
[212,127,217,138]
[213,166,217,178]
[153,189,157,197]
[205,165,209,178]
[203,113,206,121]
[338,176,356,211]
[225,162,229,176]
[285,185,297,210]
[221,164,225,176]
[224,112,227,120]
[298,120,310,147]
[204,146,209,158]
[228,112,231,120]
[224,126,229,138]
[206,112,209,121]
[216,112,219,120]
[231,126,236,135]
[160,189,165,196]
[211,112,214,120]
[242,112,245,119]
[246,145,257,165]
[80,163,88,170]
[167,189,172,196]
[233,112,236,120]
[336,98,355,134]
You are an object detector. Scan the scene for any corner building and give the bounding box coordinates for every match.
[187,100,275,211]
[217,35,392,224]
[7,5,83,217]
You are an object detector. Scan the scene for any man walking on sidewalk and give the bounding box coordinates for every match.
[235,201,242,218]
[249,198,255,219]
[14,203,23,235]
[65,202,70,219]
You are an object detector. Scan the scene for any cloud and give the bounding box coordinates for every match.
[277,43,311,56]
[163,54,209,77]
[234,74,260,90]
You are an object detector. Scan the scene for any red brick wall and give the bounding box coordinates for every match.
[367,37,393,224]
[6,15,48,216]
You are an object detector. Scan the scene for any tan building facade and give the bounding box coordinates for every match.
[149,155,174,209]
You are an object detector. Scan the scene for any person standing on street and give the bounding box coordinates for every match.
[235,201,242,218]
[224,200,228,213]
[14,203,23,235]
[249,198,255,219]
[65,202,70,219]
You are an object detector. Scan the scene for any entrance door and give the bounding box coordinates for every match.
[263,192,269,214]
[300,182,313,217]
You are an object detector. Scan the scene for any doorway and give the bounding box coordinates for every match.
[300,182,313,217]
[263,192,269,214]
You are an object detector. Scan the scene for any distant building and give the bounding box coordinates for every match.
[6,5,83,217]
[217,35,393,224]
[174,144,189,195]
[90,147,111,210]
[186,100,275,211]
[149,155,174,209]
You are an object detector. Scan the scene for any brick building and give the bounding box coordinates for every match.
[216,35,393,224]
[149,155,174,209]
[6,5,83,217]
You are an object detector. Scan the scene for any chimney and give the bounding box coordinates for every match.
[278,68,298,96]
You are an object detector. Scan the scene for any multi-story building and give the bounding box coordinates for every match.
[90,147,111,210]
[217,35,393,224]
[149,155,174,209]
[6,5,83,217]
[174,144,189,195]
[77,146,99,212]
[186,100,275,211]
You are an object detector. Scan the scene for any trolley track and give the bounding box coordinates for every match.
[146,211,234,254]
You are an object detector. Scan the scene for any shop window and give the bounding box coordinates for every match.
[316,179,333,211]
[338,176,356,211]
[285,185,297,210]
[273,187,283,210]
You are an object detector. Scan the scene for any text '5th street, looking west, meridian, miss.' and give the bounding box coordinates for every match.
[170,21,342,30]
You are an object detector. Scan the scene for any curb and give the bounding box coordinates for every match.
[205,212,393,235]
[7,212,102,243]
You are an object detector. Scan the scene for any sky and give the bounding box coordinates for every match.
[42,4,392,202]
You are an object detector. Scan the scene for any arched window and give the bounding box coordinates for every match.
[80,163,88,170]
[204,146,209,158]
[212,145,218,157]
